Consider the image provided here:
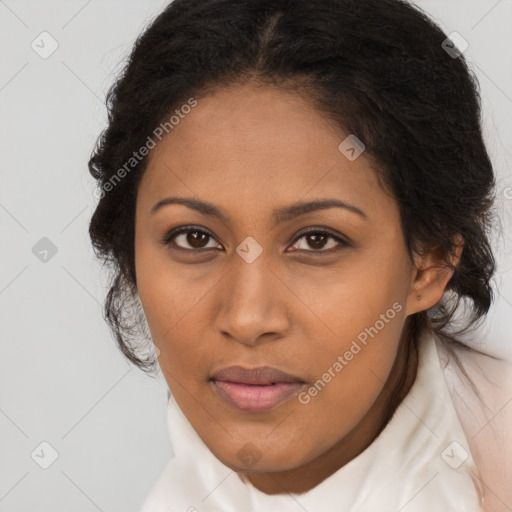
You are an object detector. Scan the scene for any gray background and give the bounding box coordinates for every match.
[1,1,511,511]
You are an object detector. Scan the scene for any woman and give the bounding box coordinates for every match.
[88,0,511,510]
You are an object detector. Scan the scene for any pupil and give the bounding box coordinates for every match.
[188,231,207,248]
[308,233,326,249]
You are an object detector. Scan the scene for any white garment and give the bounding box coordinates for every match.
[140,328,485,512]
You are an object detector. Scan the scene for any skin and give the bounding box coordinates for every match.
[134,80,461,494]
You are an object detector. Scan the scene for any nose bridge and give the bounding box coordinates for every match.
[230,247,270,306]
[215,244,289,344]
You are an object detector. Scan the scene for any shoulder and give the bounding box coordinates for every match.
[436,336,512,512]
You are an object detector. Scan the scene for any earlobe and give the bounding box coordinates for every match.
[404,235,464,316]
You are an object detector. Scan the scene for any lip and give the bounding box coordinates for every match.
[211,365,304,385]
[210,365,306,413]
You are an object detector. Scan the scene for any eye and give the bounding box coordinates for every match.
[288,229,349,254]
[161,226,350,254]
[162,226,221,251]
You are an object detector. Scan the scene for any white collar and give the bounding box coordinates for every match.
[141,328,484,511]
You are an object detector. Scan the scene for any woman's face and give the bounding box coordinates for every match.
[134,81,423,491]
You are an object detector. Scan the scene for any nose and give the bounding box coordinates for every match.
[213,253,291,347]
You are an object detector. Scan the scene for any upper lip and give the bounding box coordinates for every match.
[210,365,305,385]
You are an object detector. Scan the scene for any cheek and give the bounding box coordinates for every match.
[134,238,217,378]
[135,228,190,333]
[291,251,409,421]
[294,310,405,452]
[287,247,408,342]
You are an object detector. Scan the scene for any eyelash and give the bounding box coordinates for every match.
[161,226,350,255]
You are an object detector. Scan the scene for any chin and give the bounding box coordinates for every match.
[206,438,310,473]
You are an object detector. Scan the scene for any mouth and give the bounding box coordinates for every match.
[209,365,306,413]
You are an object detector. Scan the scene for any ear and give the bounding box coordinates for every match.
[404,234,464,316]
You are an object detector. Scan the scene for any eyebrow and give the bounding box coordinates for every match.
[151,197,367,223]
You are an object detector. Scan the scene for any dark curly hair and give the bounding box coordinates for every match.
[88,0,496,375]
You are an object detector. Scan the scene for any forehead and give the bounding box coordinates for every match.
[138,82,393,224]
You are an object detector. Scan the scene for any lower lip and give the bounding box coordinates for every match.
[211,380,305,413]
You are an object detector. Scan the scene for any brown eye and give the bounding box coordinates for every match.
[163,227,221,251]
[162,226,349,255]
[182,230,210,248]
[289,229,349,254]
